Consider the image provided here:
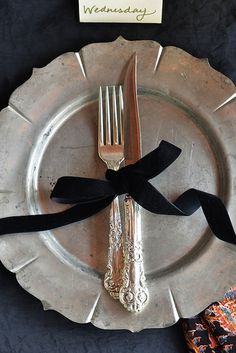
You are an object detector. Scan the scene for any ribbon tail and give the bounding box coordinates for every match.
[130,177,236,245]
[174,189,236,244]
[130,179,186,215]
[0,196,114,236]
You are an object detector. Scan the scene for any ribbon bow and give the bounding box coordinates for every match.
[0,140,235,247]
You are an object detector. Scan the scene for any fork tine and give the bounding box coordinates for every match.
[105,86,111,145]
[112,86,119,145]
[98,86,104,146]
[118,85,124,145]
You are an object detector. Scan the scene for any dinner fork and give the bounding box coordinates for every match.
[98,85,124,299]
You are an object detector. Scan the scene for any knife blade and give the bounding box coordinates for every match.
[119,53,149,313]
[123,53,141,165]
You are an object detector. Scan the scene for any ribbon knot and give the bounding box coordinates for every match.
[106,165,134,195]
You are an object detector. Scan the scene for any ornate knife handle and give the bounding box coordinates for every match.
[104,196,124,299]
[119,195,149,312]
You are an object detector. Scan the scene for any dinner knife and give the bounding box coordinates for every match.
[119,54,149,312]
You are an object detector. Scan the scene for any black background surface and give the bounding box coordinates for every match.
[0,1,236,352]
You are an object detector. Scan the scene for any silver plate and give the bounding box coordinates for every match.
[0,37,236,331]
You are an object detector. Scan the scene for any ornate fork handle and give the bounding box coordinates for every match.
[119,195,149,312]
[104,196,124,299]
[103,160,124,299]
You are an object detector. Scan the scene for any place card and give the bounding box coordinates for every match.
[78,0,163,23]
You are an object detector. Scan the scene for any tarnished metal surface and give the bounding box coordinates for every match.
[0,37,236,331]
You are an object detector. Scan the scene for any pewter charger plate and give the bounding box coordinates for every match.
[0,37,236,331]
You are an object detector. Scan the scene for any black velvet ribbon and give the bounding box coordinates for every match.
[0,140,235,247]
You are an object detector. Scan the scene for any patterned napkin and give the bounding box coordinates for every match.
[182,287,236,353]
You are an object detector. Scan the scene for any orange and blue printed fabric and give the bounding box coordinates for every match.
[182,287,236,353]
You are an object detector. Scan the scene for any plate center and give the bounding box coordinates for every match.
[29,92,222,277]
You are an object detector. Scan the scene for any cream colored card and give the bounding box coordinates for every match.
[79,0,163,23]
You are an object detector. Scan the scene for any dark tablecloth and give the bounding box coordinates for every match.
[0,1,236,352]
